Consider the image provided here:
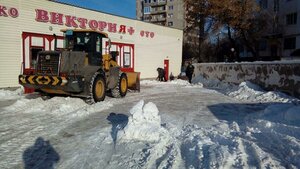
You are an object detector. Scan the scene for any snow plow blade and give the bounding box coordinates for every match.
[125,72,140,92]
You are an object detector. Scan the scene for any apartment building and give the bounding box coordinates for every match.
[136,0,185,30]
[259,0,300,59]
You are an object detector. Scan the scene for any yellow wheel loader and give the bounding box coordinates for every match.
[19,29,140,104]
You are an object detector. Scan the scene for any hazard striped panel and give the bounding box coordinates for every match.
[19,75,68,86]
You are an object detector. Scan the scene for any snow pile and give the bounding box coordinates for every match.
[244,104,300,167]
[258,104,300,125]
[193,75,299,103]
[119,100,167,142]
[169,79,191,86]
[0,87,24,100]
[141,79,190,86]
[227,81,298,103]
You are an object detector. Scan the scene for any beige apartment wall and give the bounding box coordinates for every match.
[166,0,185,30]
[0,0,183,88]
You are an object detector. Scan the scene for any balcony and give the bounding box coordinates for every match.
[149,1,167,7]
[151,21,167,26]
[150,9,166,14]
[151,17,166,22]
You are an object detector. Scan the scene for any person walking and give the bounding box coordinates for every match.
[185,62,194,84]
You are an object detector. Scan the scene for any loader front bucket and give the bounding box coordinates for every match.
[125,72,140,92]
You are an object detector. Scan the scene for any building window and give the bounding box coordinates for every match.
[286,12,297,25]
[259,40,267,51]
[96,36,102,53]
[168,22,173,26]
[30,48,43,68]
[144,7,151,14]
[168,5,173,10]
[284,37,296,49]
[168,13,173,18]
[144,0,149,3]
[123,52,131,68]
[259,0,268,9]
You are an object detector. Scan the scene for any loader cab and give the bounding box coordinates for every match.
[62,29,109,66]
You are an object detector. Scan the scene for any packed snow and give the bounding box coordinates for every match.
[0,76,299,169]
[119,100,166,142]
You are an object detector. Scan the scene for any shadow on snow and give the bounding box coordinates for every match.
[207,102,300,168]
[23,137,60,169]
[106,112,128,146]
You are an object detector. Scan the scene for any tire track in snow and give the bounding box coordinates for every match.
[132,141,180,169]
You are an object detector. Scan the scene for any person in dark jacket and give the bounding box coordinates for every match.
[156,67,165,82]
[185,62,194,83]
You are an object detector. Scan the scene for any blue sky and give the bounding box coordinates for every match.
[56,0,136,19]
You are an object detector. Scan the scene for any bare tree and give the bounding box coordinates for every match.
[184,0,269,61]
[184,0,209,62]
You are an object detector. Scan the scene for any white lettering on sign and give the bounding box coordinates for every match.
[0,5,19,18]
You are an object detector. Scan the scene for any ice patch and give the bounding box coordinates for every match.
[119,100,166,142]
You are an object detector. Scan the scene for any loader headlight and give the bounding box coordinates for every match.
[45,55,51,60]
[62,79,68,83]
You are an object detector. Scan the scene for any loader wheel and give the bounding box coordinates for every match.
[111,73,128,98]
[86,72,106,104]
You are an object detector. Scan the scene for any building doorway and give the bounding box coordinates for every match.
[22,32,63,71]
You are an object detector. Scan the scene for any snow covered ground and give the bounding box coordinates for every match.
[0,77,299,169]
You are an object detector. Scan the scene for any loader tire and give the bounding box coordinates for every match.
[111,73,128,98]
[86,72,106,104]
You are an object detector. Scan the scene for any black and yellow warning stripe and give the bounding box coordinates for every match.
[19,75,68,86]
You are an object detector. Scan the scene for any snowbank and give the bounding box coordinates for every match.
[0,87,24,100]
[193,75,299,103]
[227,81,298,103]
[119,100,167,142]
[141,79,190,86]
